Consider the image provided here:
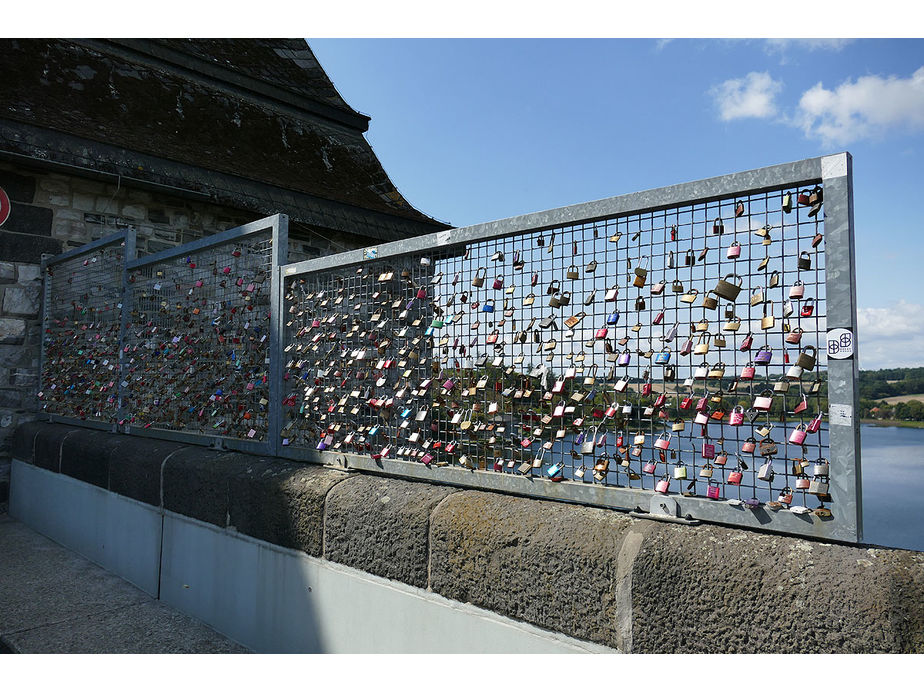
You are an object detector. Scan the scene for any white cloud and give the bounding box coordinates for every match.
[794,67,924,145]
[764,39,854,55]
[857,301,924,370]
[710,72,783,121]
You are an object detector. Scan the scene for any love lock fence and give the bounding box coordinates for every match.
[37,155,861,543]
[278,153,861,543]
[39,230,136,429]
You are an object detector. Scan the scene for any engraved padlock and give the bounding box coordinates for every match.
[740,362,756,380]
[727,241,741,259]
[812,460,830,476]
[727,469,743,485]
[707,481,721,499]
[730,405,745,426]
[741,437,757,454]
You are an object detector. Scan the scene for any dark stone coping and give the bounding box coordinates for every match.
[11,422,924,653]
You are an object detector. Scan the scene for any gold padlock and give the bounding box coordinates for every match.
[761,301,775,330]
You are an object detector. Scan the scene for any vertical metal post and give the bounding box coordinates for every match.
[117,230,137,432]
[269,214,289,456]
[38,255,53,421]
[822,153,862,543]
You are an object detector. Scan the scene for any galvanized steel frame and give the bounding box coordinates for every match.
[279,154,861,543]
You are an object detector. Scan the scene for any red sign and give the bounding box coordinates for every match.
[0,187,10,227]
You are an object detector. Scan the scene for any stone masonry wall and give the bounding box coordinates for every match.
[0,161,354,508]
[10,422,924,653]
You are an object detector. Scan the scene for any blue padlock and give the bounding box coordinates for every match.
[607,310,620,325]
[547,462,564,478]
[655,349,672,364]
[482,299,495,313]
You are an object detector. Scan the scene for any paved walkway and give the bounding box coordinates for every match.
[0,514,249,653]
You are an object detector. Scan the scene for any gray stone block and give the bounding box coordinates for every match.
[0,262,15,283]
[429,490,643,650]
[629,523,924,654]
[32,423,83,473]
[59,429,123,489]
[0,318,26,344]
[162,448,256,528]
[228,457,347,556]
[107,437,187,507]
[10,421,48,461]
[2,286,41,317]
[324,475,456,588]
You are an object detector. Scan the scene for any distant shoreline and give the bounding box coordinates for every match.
[861,418,924,429]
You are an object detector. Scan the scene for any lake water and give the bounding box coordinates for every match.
[860,424,924,551]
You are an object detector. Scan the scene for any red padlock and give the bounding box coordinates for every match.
[644,460,657,473]
[656,477,670,493]
[655,433,671,450]
[728,469,743,485]
[807,412,823,433]
[742,437,757,453]
[740,362,756,380]
[801,298,815,317]
[702,442,716,459]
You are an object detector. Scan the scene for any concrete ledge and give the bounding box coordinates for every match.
[228,456,347,556]
[429,490,644,650]
[60,429,124,489]
[107,437,187,507]
[324,475,457,588]
[629,523,924,653]
[162,447,243,527]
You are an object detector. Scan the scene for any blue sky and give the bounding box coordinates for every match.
[309,38,924,370]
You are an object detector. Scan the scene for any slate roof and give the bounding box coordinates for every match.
[0,38,448,240]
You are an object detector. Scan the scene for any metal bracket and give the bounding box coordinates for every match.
[629,495,701,526]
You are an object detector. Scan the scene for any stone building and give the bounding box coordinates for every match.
[0,38,448,508]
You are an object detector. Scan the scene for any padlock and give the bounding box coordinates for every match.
[681,288,699,304]
[586,259,598,273]
[727,241,742,259]
[758,461,774,482]
[796,475,811,490]
[694,362,708,379]
[808,479,829,495]
[730,406,745,426]
[796,346,817,370]
[595,327,609,340]
[694,410,709,425]
[727,469,743,485]
[559,291,571,306]
[581,426,599,455]
[651,279,666,295]
[785,327,804,344]
[713,274,743,302]
[739,332,754,351]
[741,437,757,453]
[655,348,672,364]
[801,298,815,317]
[547,279,561,295]
[754,345,773,365]
[605,284,619,301]
[567,265,579,280]
[655,433,671,450]
[812,460,830,476]
[807,412,823,433]
[702,442,716,459]
[798,251,812,271]
[664,366,676,381]
[778,487,794,504]
[789,281,805,299]
[673,464,688,480]
[694,332,711,355]
[635,296,646,311]
[653,310,664,325]
[618,349,631,366]
[472,267,486,287]
[656,476,670,494]
[671,279,684,293]
[685,249,695,266]
[769,270,780,289]
[482,299,495,313]
[493,275,504,290]
[548,292,561,308]
[634,257,649,286]
[753,390,773,411]
[750,287,764,307]
[708,362,726,379]
[699,463,714,478]
[644,460,657,474]
[715,450,728,466]
[740,362,756,380]
[789,424,808,445]
[702,290,719,310]
[782,192,793,213]
[707,481,721,499]
[713,217,724,234]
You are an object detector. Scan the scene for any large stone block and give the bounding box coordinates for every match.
[10,421,48,461]
[107,437,187,507]
[429,490,644,650]
[629,523,924,654]
[324,475,457,588]
[0,318,26,345]
[2,286,41,316]
[59,429,123,489]
[163,448,259,528]
[31,424,84,473]
[227,457,348,556]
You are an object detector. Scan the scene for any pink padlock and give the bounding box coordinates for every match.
[789,281,805,299]
[694,411,709,425]
[417,287,427,299]
[740,363,756,379]
[421,453,434,466]
[656,477,670,493]
[789,424,807,445]
[644,461,657,473]
[596,327,608,340]
[807,412,823,433]
[707,482,721,499]
[442,378,455,390]
[726,241,741,259]
[796,476,811,490]
[730,406,745,426]
[653,310,664,325]
[785,327,804,344]
[753,391,774,411]
[493,275,504,290]
[742,437,757,453]
[727,470,743,485]
[702,442,716,459]
[655,433,671,450]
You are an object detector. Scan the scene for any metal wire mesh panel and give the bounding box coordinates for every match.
[282,180,839,527]
[39,239,128,423]
[121,230,274,444]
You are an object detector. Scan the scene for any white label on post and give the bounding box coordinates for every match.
[826,328,855,360]
[830,403,853,427]
[436,230,452,245]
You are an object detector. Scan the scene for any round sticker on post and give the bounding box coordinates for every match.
[826,328,855,360]
[0,187,11,227]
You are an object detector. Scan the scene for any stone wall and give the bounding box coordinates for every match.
[10,421,924,653]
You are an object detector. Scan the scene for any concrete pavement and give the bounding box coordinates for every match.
[0,514,249,653]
